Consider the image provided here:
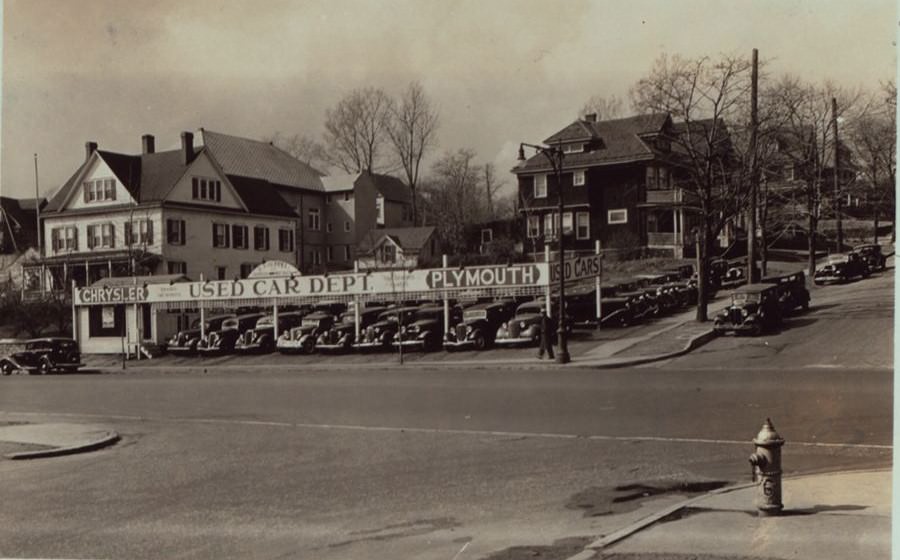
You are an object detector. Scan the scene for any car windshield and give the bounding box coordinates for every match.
[732,292,760,304]
[190,318,202,329]
[464,310,488,321]
[826,255,848,264]
[58,340,77,350]
[340,313,355,324]
[415,309,439,320]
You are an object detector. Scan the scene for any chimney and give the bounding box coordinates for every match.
[180,131,194,164]
[585,113,598,123]
[142,134,155,154]
[85,141,98,161]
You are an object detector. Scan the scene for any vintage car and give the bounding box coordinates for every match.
[316,306,387,352]
[197,312,265,356]
[713,283,783,336]
[357,306,421,350]
[276,311,336,354]
[852,244,887,272]
[444,301,516,350]
[0,337,83,375]
[814,253,870,285]
[235,311,307,354]
[595,285,636,328]
[762,271,810,315]
[494,300,569,346]
[611,281,656,322]
[394,305,463,352]
[167,314,234,356]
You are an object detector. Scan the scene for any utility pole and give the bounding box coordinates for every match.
[831,97,843,252]
[33,154,44,292]
[747,48,759,283]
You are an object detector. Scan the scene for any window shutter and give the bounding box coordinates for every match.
[124,222,132,246]
[51,229,59,251]
[212,223,217,247]
[110,224,116,248]
[216,182,221,202]
[86,226,94,249]
[109,180,117,201]
[73,228,78,250]
[192,178,199,199]
[146,220,153,244]
[83,184,89,203]
[179,220,186,245]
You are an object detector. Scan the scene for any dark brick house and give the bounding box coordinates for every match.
[513,112,703,258]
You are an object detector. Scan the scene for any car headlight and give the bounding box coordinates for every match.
[519,321,526,329]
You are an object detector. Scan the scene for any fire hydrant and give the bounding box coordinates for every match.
[748,417,784,516]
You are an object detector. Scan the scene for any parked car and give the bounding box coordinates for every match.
[167,314,234,356]
[235,311,307,354]
[852,244,887,272]
[595,284,636,327]
[316,306,387,352]
[714,283,783,336]
[814,253,869,285]
[494,300,569,347]
[276,311,336,354]
[444,301,516,350]
[0,338,82,375]
[762,271,810,315]
[613,281,656,322]
[357,306,421,350]
[197,312,265,356]
[395,305,463,352]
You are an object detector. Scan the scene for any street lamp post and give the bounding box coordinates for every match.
[519,142,570,364]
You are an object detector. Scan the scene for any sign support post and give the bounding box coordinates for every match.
[442,255,449,335]
[272,299,279,343]
[353,262,361,344]
[199,273,206,342]
[595,240,602,326]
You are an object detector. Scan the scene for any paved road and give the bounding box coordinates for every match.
[0,269,891,560]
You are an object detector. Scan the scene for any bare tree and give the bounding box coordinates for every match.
[482,162,506,219]
[323,87,394,174]
[387,82,439,225]
[631,53,755,321]
[847,81,896,243]
[766,76,866,277]
[420,149,484,254]
[264,132,330,174]
[579,94,625,120]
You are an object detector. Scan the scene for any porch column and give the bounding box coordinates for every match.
[544,244,551,316]
[85,260,89,285]
[108,259,113,278]
[272,300,279,343]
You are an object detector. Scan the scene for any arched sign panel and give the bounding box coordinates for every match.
[247,260,301,279]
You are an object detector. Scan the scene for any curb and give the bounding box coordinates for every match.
[583,328,718,369]
[4,430,121,460]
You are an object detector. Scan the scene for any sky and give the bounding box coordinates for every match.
[1,0,896,200]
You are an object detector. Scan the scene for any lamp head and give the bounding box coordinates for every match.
[517,145,526,162]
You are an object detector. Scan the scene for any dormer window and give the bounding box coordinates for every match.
[562,143,585,154]
[573,170,586,186]
[192,177,222,202]
[83,178,116,203]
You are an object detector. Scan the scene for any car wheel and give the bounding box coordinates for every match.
[473,332,486,351]
[0,361,12,376]
[302,337,315,354]
[38,360,52,375]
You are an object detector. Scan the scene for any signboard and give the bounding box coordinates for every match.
[75,284,149,305]
[74,263,550,306]
[550,255,602,283]
[247,260,301,279]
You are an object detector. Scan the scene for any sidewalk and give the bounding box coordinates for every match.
[0,421,120,459]
[581,469,891,560]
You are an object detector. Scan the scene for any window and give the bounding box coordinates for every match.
[646,166,662,190]
[167,219,186,245]
[562,143,584,154]
[527,215,540,239]
[562,212,573,235]
[308,208,320,231]
[325,195,333,205]
[191,177,222,202]
[87,223,115,249]
[576,212,590,240]
[481,228,493,244]
[216,266,227,280]
[658,167,670,189]
[311,249,321,266]
[608,209,628,224]
[344,245,351,261]
[82,178,116,203]
[278,228,294,252]
[51,226,78,251]
[381,244,396,264]
[125,219,153,246]
[212,223,230,248]
[375,196,385,226]
[534,174,547,198]
[326,246,333,262]
[240,263,255,278]
[543,213,557,239]
[326,222,333,233]
[254,226,270,251]
[573,170,585,186]
[344,192,352,202]
[232,225,249,249]
[344,221,351,233]
[167,261,187,275]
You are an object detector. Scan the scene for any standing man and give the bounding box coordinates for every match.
[537,310,555,360]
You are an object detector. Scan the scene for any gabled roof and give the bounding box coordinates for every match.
[367,172,412,203]
[321,173,360,192]
[359,226,435,253]
[227,175,298,217]
[518,113,671,173]
[199,129,324,192]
